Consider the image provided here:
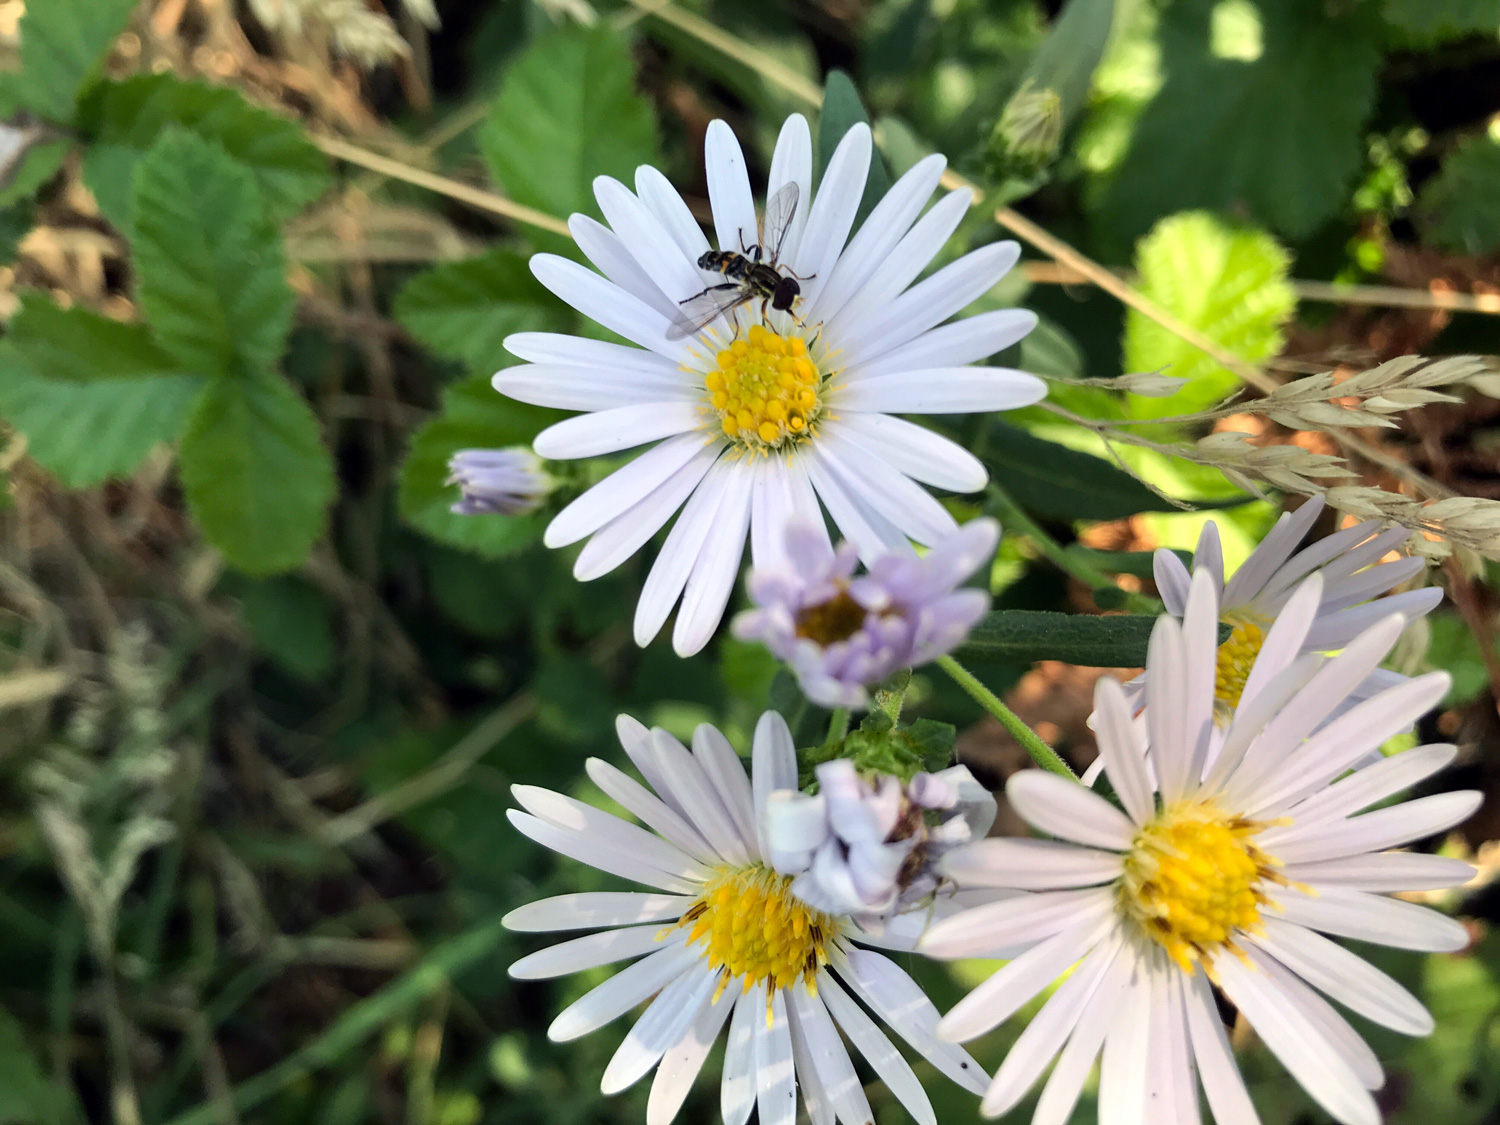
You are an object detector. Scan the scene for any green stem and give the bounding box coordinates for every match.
[936,655,1078,780]
[823,708,850,748]
[986,484,1161,615]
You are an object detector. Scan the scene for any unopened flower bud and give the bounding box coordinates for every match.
[446,447,553,516]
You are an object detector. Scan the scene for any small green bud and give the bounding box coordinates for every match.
[988,81,1064,181]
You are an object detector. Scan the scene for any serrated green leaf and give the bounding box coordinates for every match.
[131,129,296,378]
[1097,0,1381,244]
[11,0,138,122]
[0,300,202,486]
[397,373,563,558]
[178,373,333,575]
[79,74,330,230]
[816,71,891,225]
[954,610,1232,667]
[234,576,337,682]
[1419,137,1500,255]
[1383,0,1500,38]
[479,24,658,248]
[0,138,69,207]
[1123,211,1295,417]
[980,421,1235,521]
[393,250,569,373]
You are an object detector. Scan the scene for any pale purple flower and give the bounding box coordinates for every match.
[446,447,553,516]
[764,759,997,933]
[733,518,999,708]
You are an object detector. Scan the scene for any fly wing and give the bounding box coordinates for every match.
[761,182,799,267]
[666,284,749,341]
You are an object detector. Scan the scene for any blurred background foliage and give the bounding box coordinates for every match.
[0,0,1497,1123]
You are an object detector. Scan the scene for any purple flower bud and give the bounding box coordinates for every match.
[446,447,553,516]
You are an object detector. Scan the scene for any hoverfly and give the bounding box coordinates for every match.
[666,181,812,342]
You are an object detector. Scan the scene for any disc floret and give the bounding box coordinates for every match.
[1213,610,1270,715]
[705,324,823,450]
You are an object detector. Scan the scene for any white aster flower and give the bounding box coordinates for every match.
[504,711,989,1125]
[921,568,1478,1125]
[1153,495,1441,723]
[496,114,1043,656]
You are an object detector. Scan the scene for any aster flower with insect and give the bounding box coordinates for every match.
[494,113,1044,656]
[504,711,991,1125]
[920,567,1478,1125]
[732,517,998,709]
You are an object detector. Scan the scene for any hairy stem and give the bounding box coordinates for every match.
[936,656,1077,780]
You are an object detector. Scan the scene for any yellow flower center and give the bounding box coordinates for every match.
[669,864,835,1014]
[704,324,823,449]
[1213,610,1270,716]
[1119,801,1279,974]
[795,586,869,645]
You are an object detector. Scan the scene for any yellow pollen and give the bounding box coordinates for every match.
[1213,610,1269,717]
[1119,801,1281,974]
[707,324,823,450]
[666,864,835,1021]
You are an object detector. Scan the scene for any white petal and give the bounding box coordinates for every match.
[1264,791,1481,864]
[942,837,1121,890]
[1031,944,1133,1125]
[807,152,946,324]
[838,948,987,1093]
[511,923,671,980]
[645,727,751,867]
[548,943,699,1041]
[573,443,723,581]
[1278,743,1456,825]
[533,402,704,459]
[584,757,719,865]
[1176,567,1219,790]
[787,988,870,1125]
[721,986,759,1125]
[753,710,798,860]
[1097,954,1152,1125]
[512,785,715,879]
[672,461,753,656]
[836,367,1046,414]
[1273,884,1470,952]
[818,973,937,1125]
[635,463,731,647]
[849,307,1037,381]
[1007,769,1138,850]
[505,331,686,374]
[691,723,757,851]
[1244,945,1383,1090]
[1215,954,1379,1125]
[766,114,813,265]
[1221,496,1324,608]
[1145,613,1193,803]
[804,444,911,564]
[835,412,987,493]
[817,426,957,544]
[938,910,1113,1042]
[548,432,715,549]
[1236,573,1323,712]
[1318,557,1425,614]
[837,242,1022,371]
[507,810,705,894]
[704,120,758,259]
[1281,852,1475,893]
[826,188,972,347]
[1182,971,1260,1125]
[1252,917,1433,1035]
[570,212,681,321]
[1192,521,1225,594]
[531,254,687,362]
[791,123,871,309]
[1153,549,1192,616]
[1303,588,1444,650]
[495,362,692,412]
[981,931,1126,1118]
[503,891,693,933]
[647,987,735,1125]
[602,964,720,1094]
[636,164,712,264]
[594,175,708,305]
[1093,676,1155,825]
[782,991,834,1125]
[754,989,797,1125]
[920,887,1116,960]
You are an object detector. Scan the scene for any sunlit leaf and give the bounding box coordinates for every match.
[9,0,138,121]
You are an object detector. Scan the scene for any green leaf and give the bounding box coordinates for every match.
[0,201,33,263]
[0,138,70,207]
[1419,137,1500,255]
[1062,545,1192,580]
[954,610,1233,667]
[479,24,658,246]
[1423,611,1493,708]
[397,373,564,558]
[79,74,331,230]
[178,373,333,575]
[131,129,296,378]
[1097,0,1381,244]
[816,70,892,225]
[234,576,337,682]
[1383,0,1500,38]
[0,300,202,486]
[1123,211,1295,418]
[980,421,1234,521]
[393,250,569,373]
[0,1002,70,1124]
[10,0,139,122]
